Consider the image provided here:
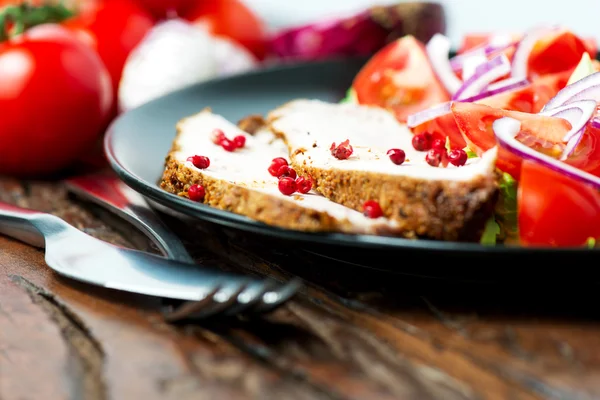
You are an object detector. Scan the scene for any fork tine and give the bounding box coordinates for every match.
[162,277,302,322]
[162,285,223,322]
[250,278,303,315]
[184,283,250,319]
[223,279,279,316]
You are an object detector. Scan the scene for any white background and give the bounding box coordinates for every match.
[244,0,600,47]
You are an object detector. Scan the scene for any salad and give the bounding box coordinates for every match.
[342,27,600,248]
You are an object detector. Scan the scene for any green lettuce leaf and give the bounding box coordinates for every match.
[340,88,357,104]
[463,146,478,159]
[480,218,501,245]
[480,171,519,245]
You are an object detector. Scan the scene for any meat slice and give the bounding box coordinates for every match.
[267,99,499,241]
[159,109,402,235]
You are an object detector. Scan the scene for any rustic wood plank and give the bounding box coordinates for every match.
[2,175,600,400]
[0,274,73,400]
[177,218,600,400]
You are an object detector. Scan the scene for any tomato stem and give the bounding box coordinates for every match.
[0,2,74,42]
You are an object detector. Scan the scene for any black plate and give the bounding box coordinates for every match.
[105,56,600,276]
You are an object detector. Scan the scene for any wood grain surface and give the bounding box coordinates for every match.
[1,175,600,400]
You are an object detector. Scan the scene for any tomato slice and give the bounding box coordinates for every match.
[450,103,516,178]
[476,69,570,114]
[457,32,521,55]
[477,84,540,113]
[566,120,600,176]
[412,73,568,151]
[528,29,593,78]
[451,102,572,178]
[411,112,466,149]
[458,31,596,59]
[518,160,600,247]
[352,35,450,123]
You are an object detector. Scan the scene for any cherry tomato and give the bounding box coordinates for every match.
[518,160,600,247]
[352,35,450,123]
[63,0,154,114]
[0,23,112,177]
[183,0,267,60]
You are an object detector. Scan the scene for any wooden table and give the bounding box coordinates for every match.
[2,173,600,400]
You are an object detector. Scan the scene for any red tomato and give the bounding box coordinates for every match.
[451,102,572,178]
[132,0,197,19]
[528,29,592,78]
[412,74,566,150]
[477,84,542,113]
[458,31,596,58]
[0,24,112,177]
[476,69,570,114]
[566,121,600,176]
[518,160,600,247]
[63,0,154,115]
[352,35,451,123]
[412,113,466,149]
[450,103,518,177]
[183,0,267,60]
[457,32,521,54]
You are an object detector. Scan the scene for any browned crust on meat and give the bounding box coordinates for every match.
[268,116,498,241]
[284,162,498,241]
[160,158,334,231]
[159,158,407,235]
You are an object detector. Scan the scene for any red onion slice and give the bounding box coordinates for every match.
[592,117,600,129]
[449,34,517,72]
[426,33,462,95]
[493,117,600,190]
[542,71,600,111]
[461,54,488,80]
[538,100,597,142]
[511,25,561,78]
[406,77,528,127]
[460,77,529,103]
[562,132,585,160]
[406,101,452,128]
[452,54,511,100]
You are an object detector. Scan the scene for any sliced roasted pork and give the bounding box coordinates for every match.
[160,109,402,235]
[267,99,499,241]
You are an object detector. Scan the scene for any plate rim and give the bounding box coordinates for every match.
[104,57,600,256]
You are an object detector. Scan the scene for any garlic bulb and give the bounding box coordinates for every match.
[118,18,218,112]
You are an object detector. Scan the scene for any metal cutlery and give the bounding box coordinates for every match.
[64,174,194,263]
[0,195,300,321]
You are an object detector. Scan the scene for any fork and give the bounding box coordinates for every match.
[0,197,300,321]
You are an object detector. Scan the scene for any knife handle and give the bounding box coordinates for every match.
[0,202,47,248]
[65,174,194,263]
